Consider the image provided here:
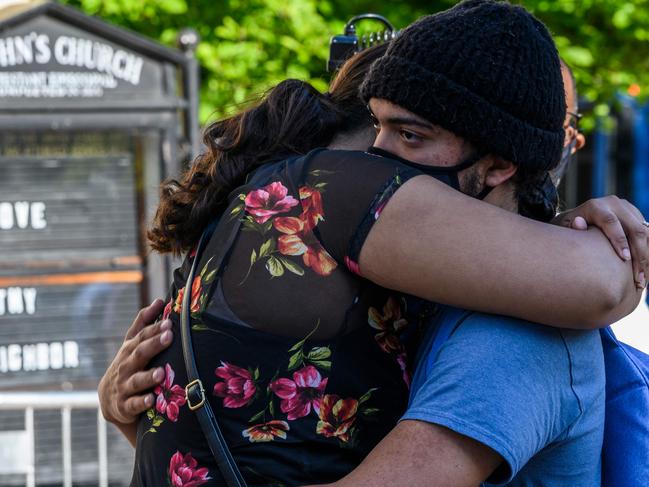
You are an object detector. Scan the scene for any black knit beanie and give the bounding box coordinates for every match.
[360,0,565,171]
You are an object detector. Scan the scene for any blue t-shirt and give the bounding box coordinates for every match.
[403,306,605,486]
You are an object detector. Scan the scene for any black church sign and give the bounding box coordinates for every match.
[0,29,146,98]
[0,1,199,390]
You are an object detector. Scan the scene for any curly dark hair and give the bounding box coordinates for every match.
[147,44,388,254]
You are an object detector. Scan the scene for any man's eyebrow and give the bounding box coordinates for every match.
[385,116,435,130]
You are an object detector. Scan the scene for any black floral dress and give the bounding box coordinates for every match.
[131,149,425,486]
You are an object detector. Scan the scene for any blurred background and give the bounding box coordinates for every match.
[0,0,647,485]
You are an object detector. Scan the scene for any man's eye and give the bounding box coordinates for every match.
[399,130,422,142]
[370,115,380,129]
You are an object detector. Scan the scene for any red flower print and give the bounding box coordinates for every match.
[298,186,325,230]
[269,365,328,420]
[273,216,337,276]
[189,276,202,314]
[242,420,290,443]
[173,276,202,315]
[168,451,210,487]
[316,394,358,443]
[173,287,184,313]
[368,297,408,354]
[244,181,299,224]
[154,364,187,422]
[162,299,173,321]
[213,362,257,408]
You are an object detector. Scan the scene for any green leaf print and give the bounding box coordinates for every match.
[287,351,303,371]
[358,388,379,406]
[249,409,265,424]
[307,347,331,361]
[266,256,285,277]
[287,320,320,352]
[279,257,304,276]
[259,238,275,258]
[361,408,380,417]
[203,269,217,284]
[308,359,331,371]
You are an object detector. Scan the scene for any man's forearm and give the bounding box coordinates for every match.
[306,420,500,487]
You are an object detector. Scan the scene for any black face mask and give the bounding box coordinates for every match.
[367,146,492,199]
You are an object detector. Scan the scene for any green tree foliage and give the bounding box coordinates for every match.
[60,0,649,126]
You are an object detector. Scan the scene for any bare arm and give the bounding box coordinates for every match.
[360,176,642,329]
[310,420,501,487]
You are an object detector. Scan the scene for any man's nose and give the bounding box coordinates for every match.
[373,130,396,152]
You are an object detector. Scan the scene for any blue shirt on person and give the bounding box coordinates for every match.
[403,306,605,486]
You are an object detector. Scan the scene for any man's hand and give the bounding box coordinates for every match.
[553,196,649,290]
[98,299,173,430]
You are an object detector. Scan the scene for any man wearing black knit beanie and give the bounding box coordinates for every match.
[360,0,567,222]
[316,1,607,486]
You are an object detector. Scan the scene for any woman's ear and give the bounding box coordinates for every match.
[482,155,518,188]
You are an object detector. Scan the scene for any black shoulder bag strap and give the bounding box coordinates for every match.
[180,219,248,487]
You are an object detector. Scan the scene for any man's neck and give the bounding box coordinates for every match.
[483,182,518,214]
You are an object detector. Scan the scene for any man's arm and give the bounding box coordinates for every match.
[360,176,644,329]
[314,420,501,487]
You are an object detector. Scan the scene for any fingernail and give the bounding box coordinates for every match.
[160,319,172,331]
[160,330,172,344]
[153,368,164,382]
[144,395,153,407]
[623,248,631,261]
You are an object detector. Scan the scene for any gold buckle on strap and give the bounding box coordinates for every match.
[185,379,206,411]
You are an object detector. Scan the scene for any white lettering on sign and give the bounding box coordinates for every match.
[0,32,144,86]
[0,288,37,316]
[0,201,47,230]
[0,341,79,373]
[0,71,118,98]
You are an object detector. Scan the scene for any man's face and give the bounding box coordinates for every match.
[369,98,473,167]
[368,98,487,197]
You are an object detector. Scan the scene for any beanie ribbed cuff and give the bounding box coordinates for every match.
[360,54,564,171]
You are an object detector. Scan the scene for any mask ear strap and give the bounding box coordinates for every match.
[476,185,494,200]
[451,150,485,172]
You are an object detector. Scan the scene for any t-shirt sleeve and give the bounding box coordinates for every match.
[402,314,581,484]
[299,149,422,274]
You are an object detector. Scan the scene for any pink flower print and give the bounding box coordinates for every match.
[213,362,257,408]
[162,299,173,321]
[270,365,328,420]
[168,451,210,487]
[244,181,299,224]
[396,352,411,388]
[154,363,187,422]
[344,256,362,276]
